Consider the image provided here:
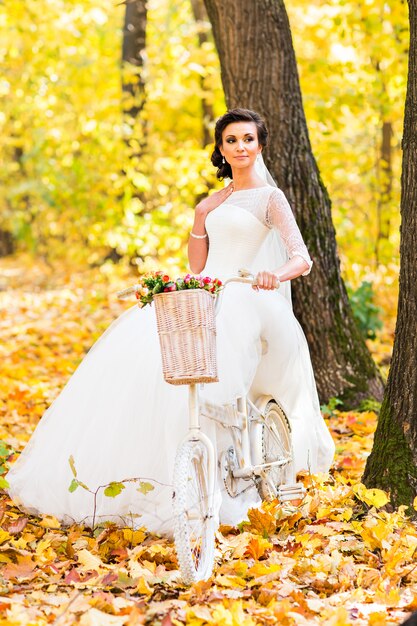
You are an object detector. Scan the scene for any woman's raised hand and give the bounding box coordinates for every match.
[254,271,281,291]
[196,182,234,215]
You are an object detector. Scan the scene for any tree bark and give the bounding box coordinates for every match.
[122,0,147,152]
[363,0,417,507]
[0,230,14,257]
[203,0,384,406]
[190,0,215,147]
[375,120,393,267]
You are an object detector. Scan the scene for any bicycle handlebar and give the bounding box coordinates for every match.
[222,276,254,287]
[117,284,141,299]
[219,269,281,290]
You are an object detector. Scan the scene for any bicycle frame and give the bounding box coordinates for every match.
[180,271,293,491]
[199,393,293,482]
[118,271,294,488]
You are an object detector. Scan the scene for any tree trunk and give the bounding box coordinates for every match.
[190,0,215,147]
[375,120,393,267]
[363,0,417,507]
[203,0,384,406]
[122,0,147,152]
[0,230,14,257]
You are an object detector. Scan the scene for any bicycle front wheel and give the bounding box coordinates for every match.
[172,439,216,584]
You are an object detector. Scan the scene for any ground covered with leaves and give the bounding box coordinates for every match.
[0,257,415,626]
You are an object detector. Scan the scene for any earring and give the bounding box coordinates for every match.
[222,156,225,164]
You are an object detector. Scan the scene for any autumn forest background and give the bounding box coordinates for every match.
[1,0,417,624]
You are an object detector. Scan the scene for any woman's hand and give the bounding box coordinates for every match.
[254,271,280,291]
[196,182,234,216]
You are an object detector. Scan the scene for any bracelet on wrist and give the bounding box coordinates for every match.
[190,231,208,239]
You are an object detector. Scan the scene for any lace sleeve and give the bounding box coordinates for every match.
[265,188,313,276]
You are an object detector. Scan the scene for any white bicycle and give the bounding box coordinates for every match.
[118,270,305,584]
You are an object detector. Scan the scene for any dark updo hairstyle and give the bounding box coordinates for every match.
[211,108,268,180]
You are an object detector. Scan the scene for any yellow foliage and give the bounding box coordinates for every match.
[76,549,106,573]
[135,576,153,596]
[122,528,146,546]
[0,188,412,622]
[211,600,257,626]
[368,613,387,626]
[288,0,407,274]
[245,504,277,537]
[352,483,390,508]
[0,0,407,302]
[0,530,11,545]
[243,536,272,560]
[39,514,61,529]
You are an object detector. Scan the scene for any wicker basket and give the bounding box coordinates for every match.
[153,289,218,385]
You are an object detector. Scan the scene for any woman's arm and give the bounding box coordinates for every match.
[255,257,309,290]
[255,188,312,290]
[274,256,310,281]
[188,183,234,274]
[188,207,210,274]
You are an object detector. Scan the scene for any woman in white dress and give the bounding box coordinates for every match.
[7,108,335,533]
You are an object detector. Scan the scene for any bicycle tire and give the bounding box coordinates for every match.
[253,400,293,500]
[172,439,216,584]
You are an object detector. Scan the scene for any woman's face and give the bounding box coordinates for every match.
[220,121,262,170]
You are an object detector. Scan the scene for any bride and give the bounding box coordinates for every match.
[7,108,335,533]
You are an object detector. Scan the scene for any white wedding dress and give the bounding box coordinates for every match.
[7,185,335,534]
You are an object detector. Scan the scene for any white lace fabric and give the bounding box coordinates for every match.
[225,186,313,276]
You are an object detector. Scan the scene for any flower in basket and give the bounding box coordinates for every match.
[135,272,223,308]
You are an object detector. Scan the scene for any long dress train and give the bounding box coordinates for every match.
[7,185,335,534]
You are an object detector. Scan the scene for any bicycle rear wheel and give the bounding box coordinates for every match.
[252,399,293,500]
[172,439,216,584]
